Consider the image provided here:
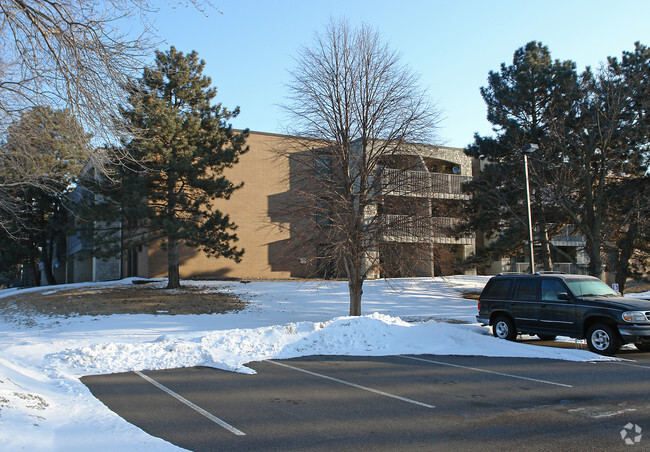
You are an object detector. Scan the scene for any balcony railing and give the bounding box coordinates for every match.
[381,168,471,199]
[550,226,586,247]
[382,215,475,245]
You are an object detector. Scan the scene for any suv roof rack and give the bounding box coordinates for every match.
[495,271,568,276]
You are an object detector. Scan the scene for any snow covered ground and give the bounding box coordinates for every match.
[0,276,637,451]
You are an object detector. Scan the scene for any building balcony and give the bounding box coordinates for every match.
[381,168,471,199]
[550,226,586,247]
[382,215,475,245]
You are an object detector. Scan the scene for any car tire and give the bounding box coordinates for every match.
[493,316,517,341]
[537,334,557,341]
[635,342,650,352]
[586,323,621,355]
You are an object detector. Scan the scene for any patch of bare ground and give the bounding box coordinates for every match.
[0,283,247,317]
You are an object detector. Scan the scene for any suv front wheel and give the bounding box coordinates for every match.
[493,316,517,341]
[586,323,621,355]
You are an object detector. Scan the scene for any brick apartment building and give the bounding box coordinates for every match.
[61,131,477,282]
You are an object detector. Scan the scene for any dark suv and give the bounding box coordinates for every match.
[477,273,650,355]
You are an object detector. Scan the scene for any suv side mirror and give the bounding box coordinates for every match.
[557,292,570,301]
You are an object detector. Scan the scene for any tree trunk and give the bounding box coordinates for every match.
[24,257,39,287]
[167,238,181,289]
[42,260,57,285]
[614,222,638,294]
[586,235,603,280]
[348,277,363,316]
[346,254,364,316]
[538,223,552,271]
[40,237,57,285]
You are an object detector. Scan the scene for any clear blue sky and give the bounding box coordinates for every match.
[147,0,650,149]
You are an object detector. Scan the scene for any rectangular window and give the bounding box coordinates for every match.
[541,280,568,301]
[514,279,538,301]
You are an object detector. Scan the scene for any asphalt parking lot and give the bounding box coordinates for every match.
[82,346,650,451]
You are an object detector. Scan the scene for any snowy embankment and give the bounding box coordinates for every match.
[0,276,628,451]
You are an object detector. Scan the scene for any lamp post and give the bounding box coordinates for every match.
[521,143,538,274]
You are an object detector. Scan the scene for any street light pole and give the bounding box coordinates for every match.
[522,143,538,274]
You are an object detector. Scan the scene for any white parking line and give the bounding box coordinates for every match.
[135,370,246,436]
[400,355,573,388]
[614,361,650,370]
[267,360,435,409]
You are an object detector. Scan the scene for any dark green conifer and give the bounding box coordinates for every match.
[0,106,88,285]
[120,47,248,289]
[462,41,580,272]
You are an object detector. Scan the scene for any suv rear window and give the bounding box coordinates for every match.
[482,279,512,299]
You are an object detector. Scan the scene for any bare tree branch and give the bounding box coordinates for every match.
[280,19,443,315]
[0,0,217,231]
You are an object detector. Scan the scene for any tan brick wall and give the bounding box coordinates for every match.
[147,132,473,280]
[148,131,295,280]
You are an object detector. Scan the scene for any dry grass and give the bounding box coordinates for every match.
[0,282,247,317]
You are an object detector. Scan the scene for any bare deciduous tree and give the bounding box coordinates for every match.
[281,19,442,316]
[0,1,215,231]
[0,1,159,143]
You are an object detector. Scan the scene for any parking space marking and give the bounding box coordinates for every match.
[400,355,573,388]
[614,361,650,370]
[267,360,436,409]
[134,370,246,436]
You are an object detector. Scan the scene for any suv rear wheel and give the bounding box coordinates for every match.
[493,316,517,341]
[586,323,621,355]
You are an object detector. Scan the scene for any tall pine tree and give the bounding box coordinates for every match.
[121,47,248,289]
[462,41,580,272]
[554,43,650,280]
[464,41,650,281]
[0,106,88,285]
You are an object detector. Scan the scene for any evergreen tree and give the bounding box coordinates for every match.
[0,106,88,285]
[465,41,650,281]
[0,227,36,286]
[462,42,580,271]
[607,177,649,292]
[609,43,650,290]
[551,66,627,278]
[120,47,248,289]
[562,43,650,282]
[546,44,649,280]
